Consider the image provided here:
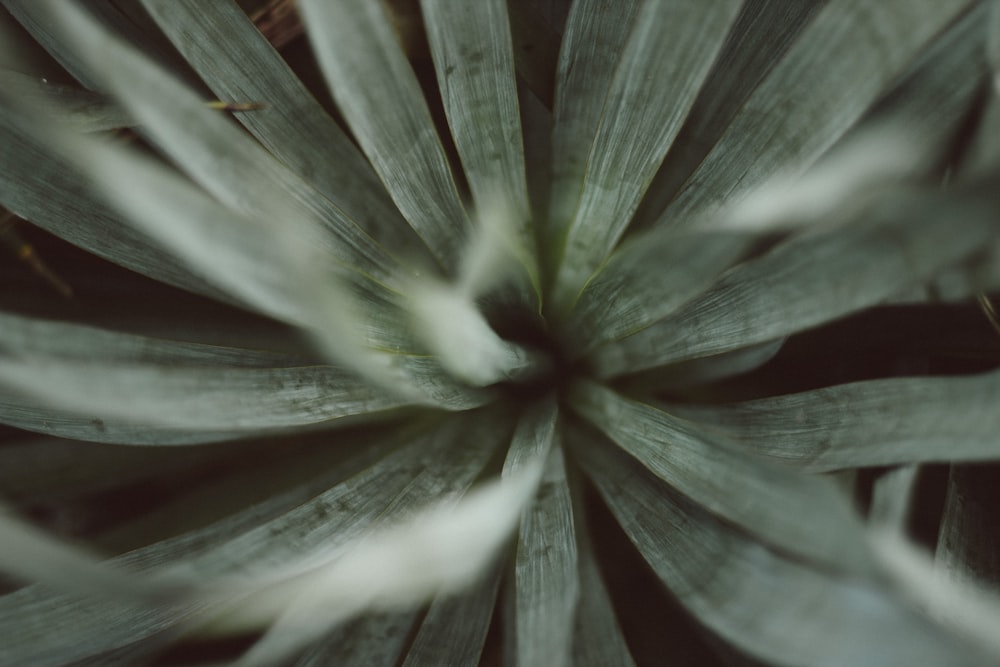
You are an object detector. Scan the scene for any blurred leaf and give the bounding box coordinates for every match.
[591,183,1000,377]
[138,0,430,265]
[0,412,502,665]
[0,68,129,132]
[33,0,404,288]
[656,0,977,230]
[0,97,227,303]
[574,430,990,667]
[631,0,828,230]
[400,562,501,666]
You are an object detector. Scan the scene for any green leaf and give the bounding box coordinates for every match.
[298,0,470,274]
[0,311,301,368]
[573,429,989,667]
[869,466,919,532]
[232,417,542,667]
[0,98,226,304]
[421,0,539,292]
[297,612,419,666]
[0,358,408,444]
[631,0,827,231]
[137,0,431,266]
[543,0,638,271]
[704,2,989,235]
[400,563,501,666]
[0,68,130,132]
[590,184,1000,377]
[2,0,190,90]
[499,398,576,667]
[506,447,577,667]
[33,0,401,286]
[568,381,872,574]
[550,0,743,309]
[0,414,502,665]
[655,0,977,230]
[568,463,636,667]
[621,339,786,394]
[0,509,189,602]
[666,371,1000,472]
[2,95,490,407]
[561,228,752,353]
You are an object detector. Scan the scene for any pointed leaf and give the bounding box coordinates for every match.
[668,371,1000,472]
[631,0,827,230]
[562,228,752,353]
[0,97,226,304]
[0,357,407,445]
[0,414,501,665]
[233,436,541,666]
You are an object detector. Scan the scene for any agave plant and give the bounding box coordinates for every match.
[2,0,1000,664]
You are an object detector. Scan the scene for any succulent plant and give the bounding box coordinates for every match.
[2,0,1000,665]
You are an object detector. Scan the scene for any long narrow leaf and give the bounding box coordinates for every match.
[667,371,1000,472]
[138,0,431,265]
[299,0,470,273]
[573,428,989,667]
[33,0,401,286]
[656,0,976,230]
[569,381,872,574]
[591,183,1000,377]
[400,562,502,666]
[544,0,638,271]
[550,0,742,309]
[421,0,539,292]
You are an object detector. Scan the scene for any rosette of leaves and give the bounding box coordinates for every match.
[2,0,1000,665]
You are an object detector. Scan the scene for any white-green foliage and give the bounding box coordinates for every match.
[1,1,1000,665]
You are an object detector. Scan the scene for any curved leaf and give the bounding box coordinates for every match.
[573,428,990,667]
[568,381,872,574]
